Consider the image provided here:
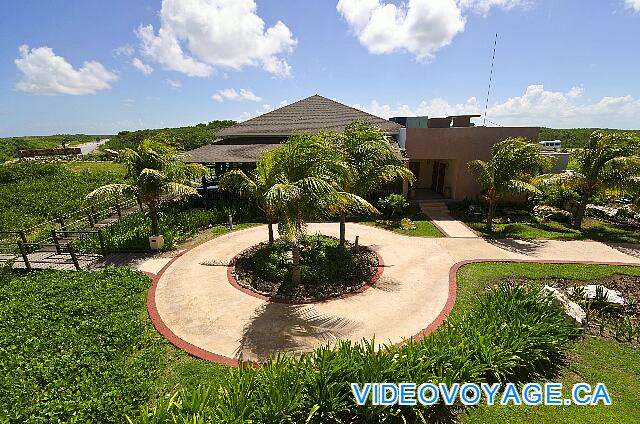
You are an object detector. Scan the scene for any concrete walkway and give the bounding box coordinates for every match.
[419,201,478,238]
[147,223,640,364]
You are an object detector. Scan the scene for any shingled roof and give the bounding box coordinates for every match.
[182,139,280,163]
[218,94,402,137]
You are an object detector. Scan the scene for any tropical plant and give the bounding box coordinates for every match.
[263,133,376,284]
[468,137,552,231]
[536,131,640,228]
[334,121,415,244]
[219,149,279,244]
[377,193,410,218]
[86,139,207,236]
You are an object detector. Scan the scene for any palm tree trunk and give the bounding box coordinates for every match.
[291,243,301,285]
[267,218,274,245]
[573,198,588,229]
[486,200,496,232]
[339,214,346,245]
[149,204,160,236]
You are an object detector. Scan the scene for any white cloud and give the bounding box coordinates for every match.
[137,0,297,77]
[337,0,529,61]
[15,45,118,96]
[337,0,465,61]
[166,79,182,89]
[238,99,289,120]
[212,88,262,102]
[112,45,134,57]
[624,0,640,12]
[458,0,527,14]
[131,57,153,75]
[353,85,640,128]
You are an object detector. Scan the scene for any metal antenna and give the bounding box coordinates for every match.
[483,33,498,127]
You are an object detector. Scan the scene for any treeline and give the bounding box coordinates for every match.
[102,120,236,151]
[0,134,107,162]
[540,127,640,149]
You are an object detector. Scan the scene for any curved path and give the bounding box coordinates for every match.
[148,223,640,365]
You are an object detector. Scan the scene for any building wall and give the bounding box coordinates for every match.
[405,127,540,200]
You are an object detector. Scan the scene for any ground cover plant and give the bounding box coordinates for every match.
[131,279,577,422]
[233,234,378,300]
[455,262,640,423]
[0,266,229,423]
[0,161,126,236]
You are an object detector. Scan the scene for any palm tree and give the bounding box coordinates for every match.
[536,131,640,229]
[333,121,415,244]
[469,137,552,231]
[86,139,207,236]
[264,132,375,285]
[219,149,279,244]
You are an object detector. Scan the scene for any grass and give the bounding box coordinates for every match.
[457,211,640,244]
[65,160,126,174]
[455,262,640,423]
[367,218,444,237]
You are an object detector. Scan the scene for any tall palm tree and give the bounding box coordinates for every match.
[469,137,551,231]
[219,149,279,244]
[86,139,207,236]
[334,121,415,244]
[536,131,640,229]
[264,132,375,285]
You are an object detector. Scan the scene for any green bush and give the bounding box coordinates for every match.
[0,268,165,423]
[76,204,231,252]
[131,283,578,423]
[530,185,579,212]
[377,193,409,218]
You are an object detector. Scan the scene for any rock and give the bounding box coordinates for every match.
[542,285,586,327]
[568,285,625,305]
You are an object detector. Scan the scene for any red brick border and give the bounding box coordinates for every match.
[226,248,385,304]
[147,223,640,367]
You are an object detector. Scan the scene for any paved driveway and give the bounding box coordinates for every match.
[148,223,640,364]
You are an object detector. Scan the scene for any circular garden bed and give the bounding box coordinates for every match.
[232,235,379,302]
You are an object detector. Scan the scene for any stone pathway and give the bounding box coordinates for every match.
[419,201,478,238]
[147,223,640,365]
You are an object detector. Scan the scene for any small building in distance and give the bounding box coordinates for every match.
[183,94,557,202]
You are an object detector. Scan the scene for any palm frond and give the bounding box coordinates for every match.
[86,184,137,203]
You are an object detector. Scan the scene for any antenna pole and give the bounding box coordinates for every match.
[483,33,498,126]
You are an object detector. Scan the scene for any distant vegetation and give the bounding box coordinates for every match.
[0,134,108,162]
[0,162,126,233]
[102,120,236,151]
[540,127,640,149]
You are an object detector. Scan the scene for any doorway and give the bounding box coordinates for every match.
[431,161,447,195]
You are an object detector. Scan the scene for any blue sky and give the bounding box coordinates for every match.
[1,0,639,136]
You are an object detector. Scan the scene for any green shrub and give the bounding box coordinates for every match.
[0,268,165,423]
[131,283,578,423]
[76,204,230,252]
[530,185,579,212]
[377,193,409,218]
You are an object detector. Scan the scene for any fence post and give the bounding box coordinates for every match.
[97,229,106,256]
[57,217,66,237]
[115,200,122,218]
[68,244,81,271]
[18,230,28,253]
[17,241,32,272]
[137,197,144,212]
[87,211,95,228]
[51,230,62,254]
[90,206,97,226]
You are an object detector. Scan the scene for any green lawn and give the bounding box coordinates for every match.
[365,218,444,237]
[455,262,640,423]
[458,212,640,244]
[65,160,126,174]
